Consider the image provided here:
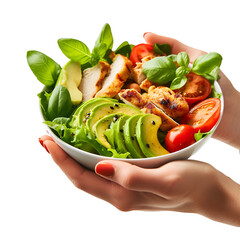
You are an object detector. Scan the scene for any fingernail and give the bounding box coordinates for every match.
[95,162,114,177]
[43,142,49,153]
[143,32,149,38]
[39,138,44,147]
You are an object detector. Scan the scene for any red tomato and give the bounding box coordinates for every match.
[181,98,221,133]
[174,72,212,106]
[130,44,154,66]
[165,124,196,153]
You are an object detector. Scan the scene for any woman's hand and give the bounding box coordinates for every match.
[144,32,240,149]
[40,135,240,226]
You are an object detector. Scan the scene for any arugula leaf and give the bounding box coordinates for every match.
[142,56,176,84]
[58,38,91,64]
[194,130,213,142]
[27,50,61,88]
[170,76,187,90]
[95,23,113,50]
[153,43,171,55]
[47,85,73,120]
[38,90,51,120]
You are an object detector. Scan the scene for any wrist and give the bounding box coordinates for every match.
[193,167,240,226]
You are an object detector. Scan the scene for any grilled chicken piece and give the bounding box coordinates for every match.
[118,89,179,132]
[131,56,154,85]
[118,89,147,108]
[95,54,133,98]
[141,102,179,132]
[79,61,110,101]
[140,79,157,92]
[147,86,189,119]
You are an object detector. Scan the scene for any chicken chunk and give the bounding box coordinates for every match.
[95,54,133,98]
[131,56,154,85]
[118,89,179,132]
[79,61,110,101]
[141,102,179,132]
[118,89,147,108]
[147,86,189,119]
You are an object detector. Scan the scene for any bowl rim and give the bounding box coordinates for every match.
[40,80,224,162]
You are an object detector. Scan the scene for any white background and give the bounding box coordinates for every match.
[1,0,240,239]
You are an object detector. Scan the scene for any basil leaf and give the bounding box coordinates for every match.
[95,23,113,50]
[115,41,134,58]
[177,52,190,67]
[170,76,187,90]
[175,66,190,78]
[167,54,177,62]
[27,51,61,88]
[58,38,91,64]
[153,43,171,55]
[47,85,73,120]
[91,42,108,65]
[194,130,213,142]
[142,56,176,84]
[192,52,222,78]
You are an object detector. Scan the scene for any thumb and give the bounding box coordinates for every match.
[143,32,206,62]
[95,160,168,194]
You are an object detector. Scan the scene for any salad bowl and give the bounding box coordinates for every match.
[42,81,223,170]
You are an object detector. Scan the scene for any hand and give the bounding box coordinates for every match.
[144,33,240,149]
[40,135,240,226]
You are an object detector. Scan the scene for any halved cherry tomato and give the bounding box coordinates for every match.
[165,124,196,153]
[174,72,212,106]
[130,44,154,66]
[181,98,221,133]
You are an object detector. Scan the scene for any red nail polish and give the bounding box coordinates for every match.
[95,162,114,177]
[39,138,44,147]
[43,143,49,153]
[143,32,149,38]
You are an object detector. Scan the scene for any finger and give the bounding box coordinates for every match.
[143,32,206,62]
[95,160,175,198]
[39,135,53,146]
[43,140,120,202]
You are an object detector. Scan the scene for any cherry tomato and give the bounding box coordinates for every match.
[174,72,212,106]
[130,44,154,66]
[181,98,221,133]
[165,124,196,153]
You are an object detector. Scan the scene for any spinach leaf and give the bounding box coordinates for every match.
[27,51,61,88]
[194,130,213,142]
[142,56,176,84]
[170,76,187,90]
[177,52,190,67]
[153,43,171,55]
[192,52,222,79]
[47,85,73,120]
[58,38,91,64]
[115,41,134,58]
[95,23,113,50]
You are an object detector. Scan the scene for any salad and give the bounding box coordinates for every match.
[27,23,222,159]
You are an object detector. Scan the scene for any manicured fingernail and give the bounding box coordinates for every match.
[39,138,44,147]
[43,143,49,153]
[95,162,114,177]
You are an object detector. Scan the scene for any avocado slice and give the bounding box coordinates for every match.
[113,115,130,154]
[136,114,169,157]
[93,113,122,149]
[78,98,117,127]
[86,102,141,133]
[123,114,145,158]
[57,61,83,105]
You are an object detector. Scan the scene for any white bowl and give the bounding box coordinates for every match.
[42,81,223,170]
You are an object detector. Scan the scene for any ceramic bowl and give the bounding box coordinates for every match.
[42,81,223,170]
